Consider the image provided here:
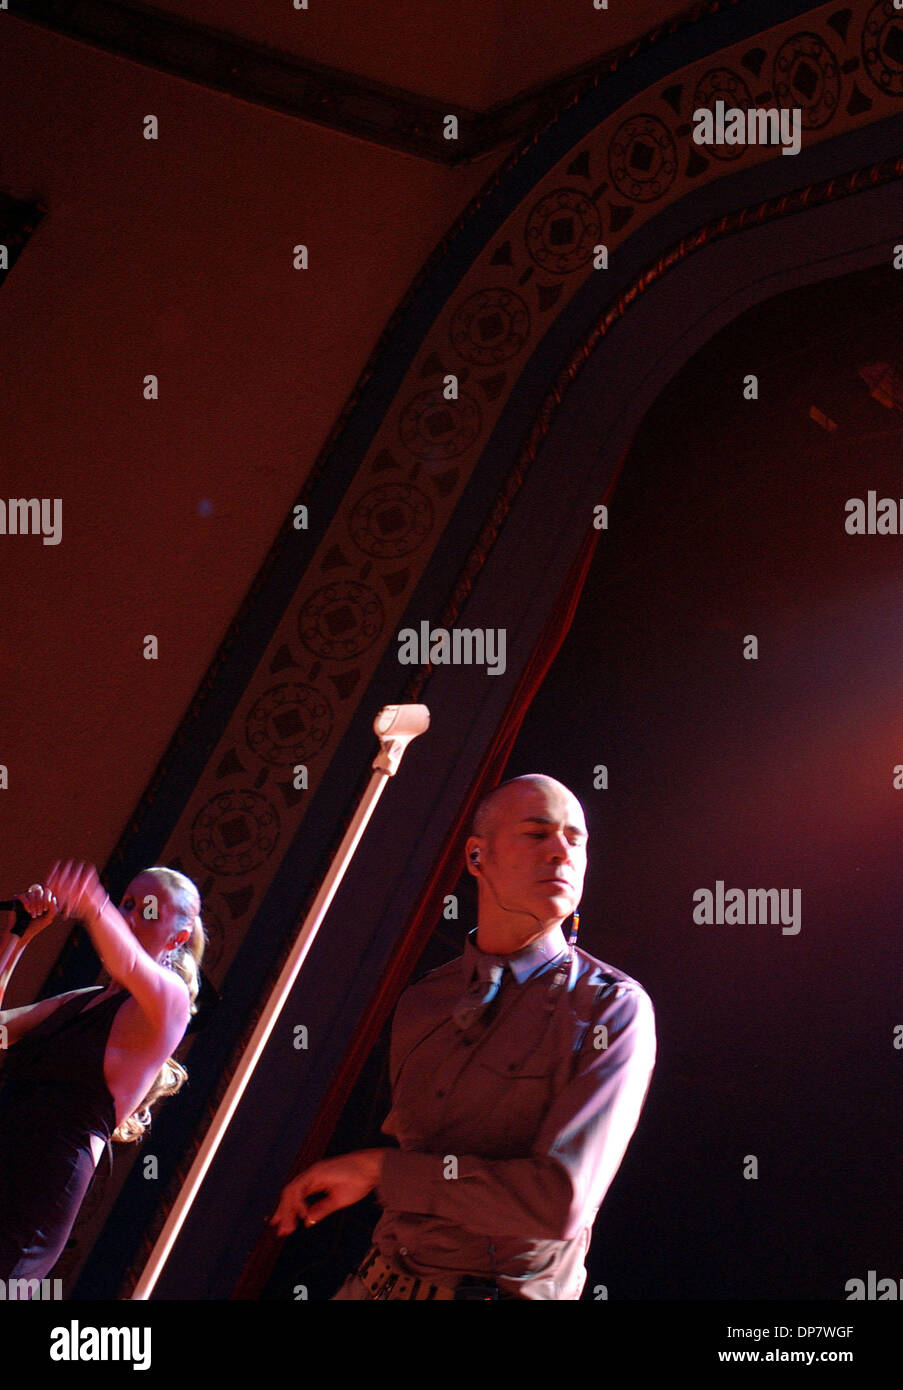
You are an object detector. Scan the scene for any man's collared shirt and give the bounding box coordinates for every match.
[374,925,656,1299]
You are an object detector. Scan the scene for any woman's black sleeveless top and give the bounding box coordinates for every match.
[0,987,128,1282]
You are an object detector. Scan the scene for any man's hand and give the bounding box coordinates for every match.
[270,1149,386,1236]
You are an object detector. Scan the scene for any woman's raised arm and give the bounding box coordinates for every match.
[0,884,62,1008]
[45,860,189,1033]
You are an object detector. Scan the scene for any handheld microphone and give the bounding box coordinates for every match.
[0,899,33,937]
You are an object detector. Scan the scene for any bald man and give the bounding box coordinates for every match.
[272,775,656,1299]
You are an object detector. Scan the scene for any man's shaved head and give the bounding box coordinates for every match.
[471,774,583,841]
[466,775,587,948]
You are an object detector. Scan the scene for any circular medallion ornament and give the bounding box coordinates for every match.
[398,388,482,462]
[191,790,280,875]
[349,483,434,559]
[297,580,384,660]
[773,32,840,127]
[524,189,602,274]
[449,287,531,365]
[245,682,333,765]
[608,114,678,203]
[693,68,754,160]
[862,1,903,97]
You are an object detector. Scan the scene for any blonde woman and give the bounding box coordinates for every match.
[0,861,204,1282]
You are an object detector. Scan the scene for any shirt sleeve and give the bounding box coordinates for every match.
[377,980,656,1241]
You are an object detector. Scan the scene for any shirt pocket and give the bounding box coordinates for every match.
[475,1001,561,1077]
[476,1039,555,1080]
[473,1072,554,1153]
[467,1026,558,1150]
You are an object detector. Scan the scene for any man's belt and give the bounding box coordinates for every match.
[354,1247,510,1301]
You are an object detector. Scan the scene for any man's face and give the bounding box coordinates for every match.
[473,779,588,929]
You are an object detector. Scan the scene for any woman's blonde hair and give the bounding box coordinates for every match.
[113,866,206,1143]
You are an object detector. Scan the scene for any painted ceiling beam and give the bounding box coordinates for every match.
[14,0,734,163]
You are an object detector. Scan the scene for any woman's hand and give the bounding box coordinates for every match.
[44,861,106,922]
[13,883,61,943]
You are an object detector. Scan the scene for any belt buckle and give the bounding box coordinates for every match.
[374,1272,399,1300]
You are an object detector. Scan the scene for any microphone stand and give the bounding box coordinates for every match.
[131,703,430,1300]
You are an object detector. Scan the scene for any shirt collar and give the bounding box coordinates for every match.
[462,924,569,985]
